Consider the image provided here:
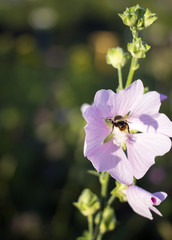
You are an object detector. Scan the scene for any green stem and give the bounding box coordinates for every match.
[117,67,123,91]
[93,173,110,240]
[107,195,116,206]
[125,57,138,88]
[97,233,103,240]
[101,172,110,199]
[88,215,93,239]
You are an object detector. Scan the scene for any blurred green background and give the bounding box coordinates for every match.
[0,0,172,239]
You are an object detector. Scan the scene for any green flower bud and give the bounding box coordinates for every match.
[119,5,144,28]
[119,5,157,31]
[144,8,158,28]
[74,188,100,216]
[127,38,150,58]
[106,47,129,69]
[119,6,138,27]
[95,206,116,234]
[111,181,128,202]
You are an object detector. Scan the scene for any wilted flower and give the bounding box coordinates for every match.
[82,80,172,184]
[126,185,167,220]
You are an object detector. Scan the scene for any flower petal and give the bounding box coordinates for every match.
[129,113,172,137]
[127,133,172,179]
[130,91,161,117]
[81,103,90,115]
[93,89,115,118]
[126,185,153,220]
[86,140,122,172]
[108,148,133,185]
[112,79,144,116]
[149,206,162,217]
[154,114,172,137]
[83,105,110,156]
[153,192,167,203]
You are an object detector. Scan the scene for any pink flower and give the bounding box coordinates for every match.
[82,80,172,184]
[126,185,167,220]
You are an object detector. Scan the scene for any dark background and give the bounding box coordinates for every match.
[0,0,172,239]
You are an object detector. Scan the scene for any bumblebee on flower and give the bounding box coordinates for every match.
[75,5,172,239]
[82,80,172,185]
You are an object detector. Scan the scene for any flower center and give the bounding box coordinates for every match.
[112,126,128,147]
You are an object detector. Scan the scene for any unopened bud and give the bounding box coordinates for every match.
[128,38,150,58]
[73,188,100,216]
[106,47,129,69]
[144,8,158,28]
[119,5,157,31]
[118,7,138,27]
[95,207,116,234]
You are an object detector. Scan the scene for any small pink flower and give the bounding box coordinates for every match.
[126,185,167,220]
[82,80,172,184]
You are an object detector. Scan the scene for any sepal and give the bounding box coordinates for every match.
[111,181,128,202]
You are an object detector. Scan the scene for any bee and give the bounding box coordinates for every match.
[105,115,130,133]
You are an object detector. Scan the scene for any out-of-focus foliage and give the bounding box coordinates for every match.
[0,0,172,239]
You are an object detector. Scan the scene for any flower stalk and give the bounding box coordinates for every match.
[125,56,138,88]
[88,214,93,239]
[117,67,123,91]
[75,5,170,240]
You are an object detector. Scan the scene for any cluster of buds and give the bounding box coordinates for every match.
[106,4,157,68]
[118,4,157,32]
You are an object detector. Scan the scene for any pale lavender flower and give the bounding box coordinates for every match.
[82,80,172,184]
[126,185,167,220]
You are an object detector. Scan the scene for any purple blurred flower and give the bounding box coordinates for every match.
[160,93,167,102]
[82,80,172,184]
[126,185,167,220]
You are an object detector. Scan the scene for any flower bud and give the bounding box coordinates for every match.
[106,47,129,69]
[73,188,100,216]
[118,6,138,27]
[127,38,150,58]
[119,5,157,31]
[144,8,158,28]
[95,207,116,234]
[111,181,128,202]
